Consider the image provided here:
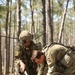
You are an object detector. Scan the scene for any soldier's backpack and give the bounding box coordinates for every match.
[42,42,75,52]
[42,42,65,53]
[42,42,75,68]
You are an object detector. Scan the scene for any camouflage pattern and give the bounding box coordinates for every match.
[38,44,75,75]
[14,41,42,75]
[62,50,75,75]
[19,30,33,42]
[37,62,48,75]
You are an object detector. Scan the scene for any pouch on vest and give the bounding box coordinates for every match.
[60,50,75,68]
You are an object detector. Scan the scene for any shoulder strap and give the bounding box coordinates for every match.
[42,42,60,53]
[43,42,66,49]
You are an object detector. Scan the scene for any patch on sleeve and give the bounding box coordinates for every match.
[46,53,54,67]
[46,57,52,66]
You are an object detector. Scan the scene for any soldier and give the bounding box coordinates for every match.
[31,43,75,75]
[14,30,42,75]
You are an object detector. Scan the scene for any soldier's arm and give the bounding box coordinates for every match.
[47,62,57,75]
[14,43,21,59]
[46,49,65,75]
[14,43,26,73]
[46,50,58,75]
[37,64,45,75]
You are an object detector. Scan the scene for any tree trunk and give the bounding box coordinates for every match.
[58,0,69,43]
[6,0,9,74]
[73,0,75,45]
[9,0,12,73]
[13,9,17,75]
[46,0,53,43]
[30,0,35,35]
[42,0,46,46]
[0,22,2,75]
[17,0,21,41]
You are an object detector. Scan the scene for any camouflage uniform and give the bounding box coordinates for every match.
[37,44,75,75]
[14,30,42,75]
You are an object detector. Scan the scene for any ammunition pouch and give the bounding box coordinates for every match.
[60,50,75,68]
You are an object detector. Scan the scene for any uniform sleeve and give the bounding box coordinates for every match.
[14,43,22,60]
[46,45,67,75]
[46,52,57,75]
[14,43,24,74]
[46,49,56,67]
[37,64,45,75]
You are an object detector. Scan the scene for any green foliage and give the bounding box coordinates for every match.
[53,1,62,16]
[57,0,65,7]
[33,0,42,10]
[0,0,75,45]
[0,5,6,18]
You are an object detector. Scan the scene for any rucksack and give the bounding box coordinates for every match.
[42,42,75,52]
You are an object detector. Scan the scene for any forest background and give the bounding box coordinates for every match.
[0,0,75,75]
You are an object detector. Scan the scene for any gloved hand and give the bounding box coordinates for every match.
[19,61,26,73]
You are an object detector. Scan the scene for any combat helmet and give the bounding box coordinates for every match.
[19,30,33,43]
